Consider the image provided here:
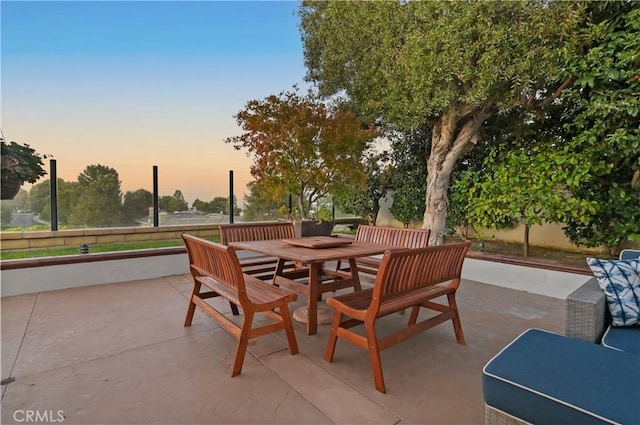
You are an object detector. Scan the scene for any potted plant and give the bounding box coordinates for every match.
[1,140,48,200]
[278,204,334,237]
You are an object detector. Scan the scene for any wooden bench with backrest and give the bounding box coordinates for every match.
[338,225,431,283]
[219,222,296,280]
[325,240,471,393]
[182,233,299,377]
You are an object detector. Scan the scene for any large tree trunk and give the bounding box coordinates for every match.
[298,192,307,219]
[423,106,492,244]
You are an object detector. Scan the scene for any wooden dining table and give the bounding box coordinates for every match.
[230,236,397,335]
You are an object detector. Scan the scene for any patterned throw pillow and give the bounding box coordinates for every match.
[586,258,640,326]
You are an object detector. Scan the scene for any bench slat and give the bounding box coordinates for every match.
[182,233,299,377]
[219,223,297,280]
[325,240,470,393]
[337,225,431,282]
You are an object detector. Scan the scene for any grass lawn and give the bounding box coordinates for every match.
[0,237,220,260]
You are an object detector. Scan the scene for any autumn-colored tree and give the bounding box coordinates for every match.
[225,87,377,218]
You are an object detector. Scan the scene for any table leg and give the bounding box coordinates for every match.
[349,258,362,291]
[306,263,321,335]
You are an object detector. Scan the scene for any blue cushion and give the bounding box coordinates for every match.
[483,329,640,425]
[602,324,640,355]
[586,258,640,326]
[620,249,640,261]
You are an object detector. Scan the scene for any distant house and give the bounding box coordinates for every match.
[135,209,238,227]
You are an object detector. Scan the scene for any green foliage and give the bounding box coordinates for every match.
[388,126,429,227]
[27,178,77,224]
[192,196,241,216]
[159,190,189,212]
[8,189,29,212]
[559,2,640,251]
[28,179,50,215]
[1,140,48,199]
[0,239,208,261]
[68,165,122,227]
[55,180,79,225]
[1,202,13,228]
[391,168,426,227]
[332,151,392,224]
[460,145,595,229]
[122,189,153,224]
[299,0,586,243]
[225,87,377,218]
[300,1,584,124]
[242,181,291,221]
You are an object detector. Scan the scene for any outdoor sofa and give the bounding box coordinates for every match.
[483,249,640,425]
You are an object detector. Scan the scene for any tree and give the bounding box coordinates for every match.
[559,2,640,253]
[192,196,241,216]
[332,151,392,225]
[242,181,292,221]
[1,202,13,228]
[27,178,77,224]
[68,164,122,227]
[225,87,378,218]
[122,189,153,224]
[458,143,596,257]
[28,180,50,215]
[159,190,188,212]
[299,1,586,243]
[11,189,29,212]
[391,168,426,228]
[209,196,229,214]
[385,126,431,227]
[57,179,80,225]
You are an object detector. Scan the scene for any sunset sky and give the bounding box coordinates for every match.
[1,1,307,205]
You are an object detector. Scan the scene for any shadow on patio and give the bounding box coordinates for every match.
[1,274,564,424]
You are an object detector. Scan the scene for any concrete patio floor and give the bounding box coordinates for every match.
[1,274,565,424]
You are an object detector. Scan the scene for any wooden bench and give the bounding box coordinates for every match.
[219,222,296,280]
[325,240,471,393]
[339,225,431,283]
[182,233,299,377]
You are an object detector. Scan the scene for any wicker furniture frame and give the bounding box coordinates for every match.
[485,249,640,424]
[485,275,608,425]
[485,405,529,425]
[565,248,639,343]
[566,276,608,343]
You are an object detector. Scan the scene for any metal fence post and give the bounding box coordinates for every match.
[229,170,234,223]
[50,159,58,231]
[153,166,159,227]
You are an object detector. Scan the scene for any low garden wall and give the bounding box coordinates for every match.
[0,224,220,251]
[1,248,592,299]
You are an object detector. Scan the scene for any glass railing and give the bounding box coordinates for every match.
[1,159,358,232]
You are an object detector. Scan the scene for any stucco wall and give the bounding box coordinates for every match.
[375,191,638,253]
